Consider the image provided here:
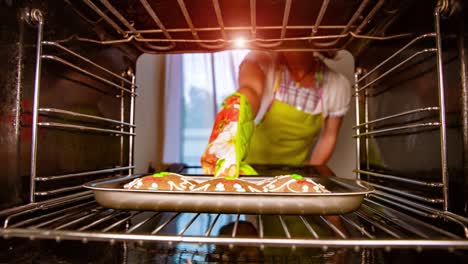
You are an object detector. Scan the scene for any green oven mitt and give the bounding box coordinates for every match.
[201,92,257,177]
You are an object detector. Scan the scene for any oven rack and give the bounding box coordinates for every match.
[0,192,467,250]
[27,10,137,203]
[353,6,451,212]
[68,0,412,53]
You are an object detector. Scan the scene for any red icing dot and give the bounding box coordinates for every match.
[221,179,238,184]
[143,177,161,182]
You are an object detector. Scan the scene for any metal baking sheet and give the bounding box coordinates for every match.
[83,175,374,215]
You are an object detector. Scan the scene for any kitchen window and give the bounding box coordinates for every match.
[164,50,249,166]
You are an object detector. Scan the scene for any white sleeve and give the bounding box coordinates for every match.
[240,51,278,124]
[323,71,351,117]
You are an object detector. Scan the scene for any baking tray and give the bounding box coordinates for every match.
[83,175,374,215]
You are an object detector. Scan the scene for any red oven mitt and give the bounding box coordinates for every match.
[201,92,257,177]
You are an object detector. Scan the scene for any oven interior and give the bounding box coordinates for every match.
[0,0,467,262]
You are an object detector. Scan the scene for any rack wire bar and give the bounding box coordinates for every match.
[34,185,84,196]
[39,108,135,127]
[78,210,127,231]
[101,212,140,233]
[365,182,444,204]
[133,33,351,44]
[0,191,93,223]
[38,122,136,136]
[74,30,409,48]
[258,215,264,239]
[252,0,292,48]
[362,200,461,239]
[314,0,371,47]
[139,0,176,51]
[30,206,98,229]
[130,25,350,35]
[232,214,241,237]
[339,215,375,239]
[353,169,444,187]
[354,211,402,239]
[128,72,136,175]
[9,201,96,228]
[353,107,440,128]
[212,0,227,41]
[5,228,468,248]
[352,122,440,137]
[320,216,347,239]
[205,214,221,237]
[310,0,330,37]
[356,33,436,83]
[54,208,106,230]
[361,204,431,239]
[35,166,134,182]
[82,0,126,35]
[250,0,256,39]
[177,0,226,49]
[434,4,449,212]
[369,193,439,219]
[151,213,181,235]
[30,10,45,203]
[356,48,437,93]
[354,0,385,36]
[178,213,201,236]
[278,215,291,239]
[126,212,162,233]
[41,55,134,94]
[98,0,137,34]
[299,216,319,239]
[368,196,468,239]
[368,192,468,236]
[354,70,362,179]
[42,41,134,86]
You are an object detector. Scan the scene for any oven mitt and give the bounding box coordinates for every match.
[201,92,257,177]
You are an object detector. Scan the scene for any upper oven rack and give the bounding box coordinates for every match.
[67,0,412,53]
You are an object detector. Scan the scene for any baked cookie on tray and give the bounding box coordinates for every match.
[123,172,198,191]
[260,174,330,193]
[190,177,265,193]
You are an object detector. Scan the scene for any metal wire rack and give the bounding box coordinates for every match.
[26,10,137,203]
[68,0,412,53]
[351,3,468,232]
[2,0,467,252]
[0,192,467,249]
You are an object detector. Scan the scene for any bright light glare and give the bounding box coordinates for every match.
[234,37,247,48]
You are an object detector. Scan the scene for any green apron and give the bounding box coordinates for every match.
[246,67,324,165]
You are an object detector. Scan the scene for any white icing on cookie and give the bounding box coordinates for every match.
[263,175,330,193]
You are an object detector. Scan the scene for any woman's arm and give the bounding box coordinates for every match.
[200,58,267,176]
[238,60,266,115]
[309,116,343,165]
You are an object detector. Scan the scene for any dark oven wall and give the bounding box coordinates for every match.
[0,0,140,210]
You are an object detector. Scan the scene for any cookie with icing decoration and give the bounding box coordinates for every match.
[261,174,330,193]
[123,172,198,191]
[190,177,265,193]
